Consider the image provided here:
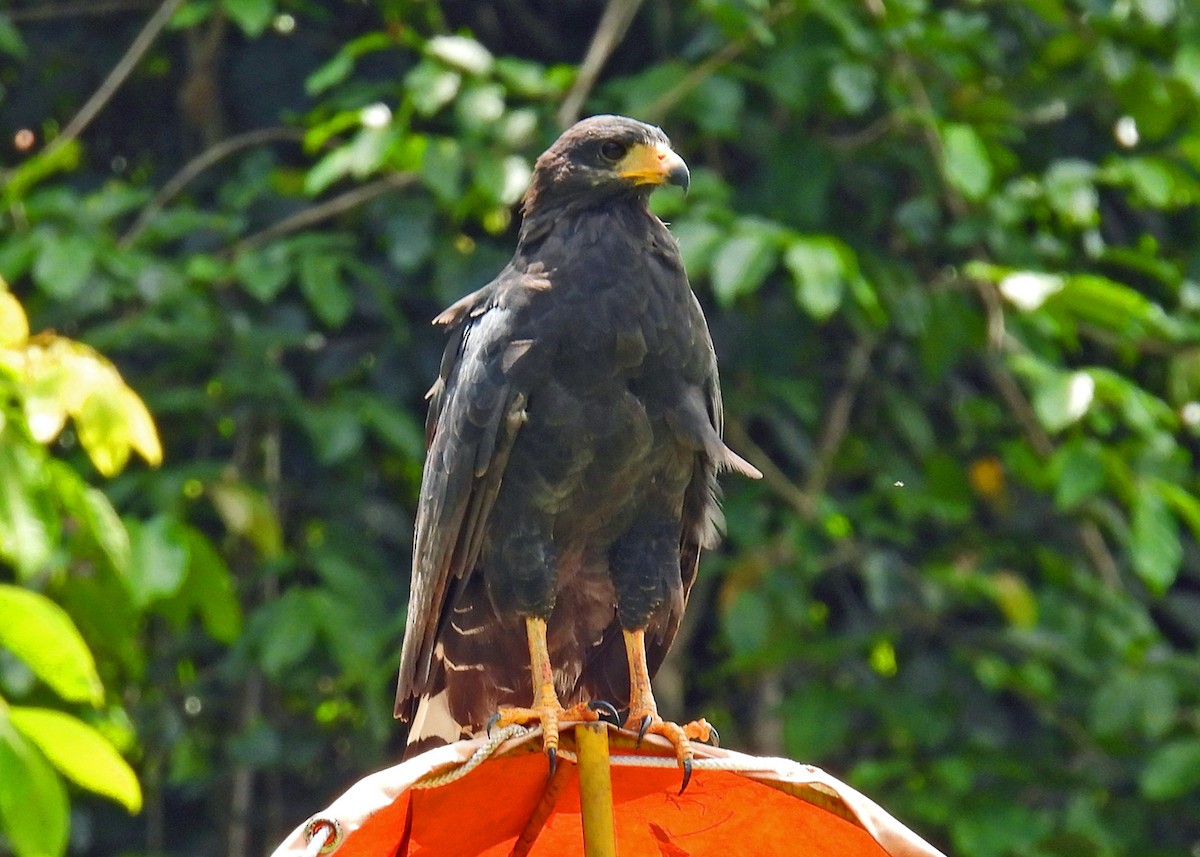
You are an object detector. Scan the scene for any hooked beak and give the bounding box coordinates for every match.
[618,142,690,193]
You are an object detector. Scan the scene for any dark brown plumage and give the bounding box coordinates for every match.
[395,115,759,775]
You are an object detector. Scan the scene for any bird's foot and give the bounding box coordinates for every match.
[626,712,716,794]
[488,697,608,780]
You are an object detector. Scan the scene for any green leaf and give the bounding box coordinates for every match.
[0,584,103,705]
[221,0,273,36]
[1044,159,1098,226]
[784,236,847,320]
[1130,483,1181,593]
[0,712,69,857]
[710,232,778,306]
[941,123,993,201]
[1053,439,1105,509]
[420,137,465,203]
[233,245,290,302]
[405,60,462,116]
[1140,738,1200,800]
[1032,370,1095,432]
[46,461,131,573]
[8,707,141,813]
[298,250,353,327]
[723,589,770,656]
[208,481,283,559]
[257,588,318,678]
[828,61,876,115]
[306,51,354,96]
[181,528,243,643]
[0,444,57,578]
[671,220,724,276]
[124,515,191,608]
[32,233,96,300]
[75,379,133,477]
[0,15,29,59]
[426,35,494,76]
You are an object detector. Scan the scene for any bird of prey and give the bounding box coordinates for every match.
[395,114,760,786]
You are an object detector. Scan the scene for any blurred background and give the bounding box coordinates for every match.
[2,1,1199,855]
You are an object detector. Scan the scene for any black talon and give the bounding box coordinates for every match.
[588,699,620,726]
[486,712,501,737]
[546,746,558,781]
[678,758,693,795]
[705,724,720,748]
[636,714,652,746]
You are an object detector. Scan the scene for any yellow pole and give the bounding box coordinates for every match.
[576,722,617,857]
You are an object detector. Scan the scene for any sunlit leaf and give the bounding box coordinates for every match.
[1130,483,1181,593]
[0,289,28,346]
[31,233,95,300]
[124,515,191,608]
[76,379,133,477]
[221,0,273,36]
[0,584,103,705]
[405,60,462,116]
[784,236,847,320]
[8,707,141,813]
[426,35,494,76]
[0,444,57,578]
[184,527,243,642]
[298,251,353,328]
[1140,738,1200,800]
[209,481,283,559]
[256,588,319,678]
[942,123,993,201]
[0,713,69,857]
[711,232,778,306]
[1032,370,1095,432]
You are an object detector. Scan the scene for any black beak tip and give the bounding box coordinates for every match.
[668,161,690,194]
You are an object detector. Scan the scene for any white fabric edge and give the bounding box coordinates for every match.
[269,729,948,857]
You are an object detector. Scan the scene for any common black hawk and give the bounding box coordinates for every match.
[395,115,760,786]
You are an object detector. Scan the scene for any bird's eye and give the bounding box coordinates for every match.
[600,141,627,162]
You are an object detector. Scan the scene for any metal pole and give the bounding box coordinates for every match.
[576,722,617,857]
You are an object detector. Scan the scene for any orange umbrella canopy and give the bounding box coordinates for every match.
[271,727,946,857]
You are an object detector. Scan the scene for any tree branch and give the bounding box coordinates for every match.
[557,0,646,128]
[6,1,156,21]
[120,127,305,248]
[39,0,185,165]
[231,172,418,255]
[643,1,797,123]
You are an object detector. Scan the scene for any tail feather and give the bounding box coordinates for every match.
[404,690,475,759]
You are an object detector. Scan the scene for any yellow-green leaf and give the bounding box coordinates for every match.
[75,380,133,477]
[0,711,69,857]
[119,386,162,467]
[0,585,103,705]
[0,290,29,347]
[8,707,142,813]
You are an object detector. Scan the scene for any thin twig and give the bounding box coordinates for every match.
[120,127,305,248]
[806,338,873,502]
[642,1,797,123]
[724,417,815,520]
[231,172,418,255]
[557,0,646,128]
[38,0,185,165]
[6,0,156,21]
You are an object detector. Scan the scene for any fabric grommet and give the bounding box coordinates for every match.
[303,817,343,855]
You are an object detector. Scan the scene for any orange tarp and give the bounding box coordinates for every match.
[270,727,947,857]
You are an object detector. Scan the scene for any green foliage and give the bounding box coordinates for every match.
[2,1,1200,856]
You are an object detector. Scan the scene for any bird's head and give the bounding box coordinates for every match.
[523,115,690,215]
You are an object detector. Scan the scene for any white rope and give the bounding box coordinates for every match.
[301,818,342,856]
[411,724,531,789]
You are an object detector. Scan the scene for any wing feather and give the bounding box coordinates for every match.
[395,270,536,719]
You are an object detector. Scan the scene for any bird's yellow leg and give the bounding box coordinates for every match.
[491,617,601,772]
[623,628,714,793]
